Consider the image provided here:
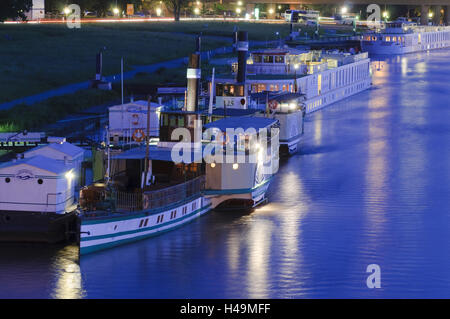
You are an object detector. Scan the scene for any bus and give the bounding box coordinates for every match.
[285,9,319,23]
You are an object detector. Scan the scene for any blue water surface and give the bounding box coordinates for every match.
[0,49,449,298]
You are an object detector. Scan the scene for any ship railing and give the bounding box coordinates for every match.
[115,191,142,212]
[114,176,205,212]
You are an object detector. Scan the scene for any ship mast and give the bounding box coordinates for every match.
[143,95,151,189]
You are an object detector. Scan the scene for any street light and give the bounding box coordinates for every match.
[428,12,433,19]
[156,7,162,16]
[194,7,200,15]
[341,6,348,14]
[113,7,119,15]
[236,7,242,14]
[268,8,274,15]
[64,7,70,15]
[237,1,243,6]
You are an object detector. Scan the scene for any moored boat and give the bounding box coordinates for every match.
[361,22,450,55]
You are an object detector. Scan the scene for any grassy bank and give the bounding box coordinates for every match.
[0,89,120,131]
[0,22,353,103]
[0,23,230,103]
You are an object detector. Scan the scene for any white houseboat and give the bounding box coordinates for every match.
[362,22,450,55]
[0,155,78,243]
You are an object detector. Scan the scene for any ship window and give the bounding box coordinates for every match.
[139,219,144,227]
[392,36,397,42]
[144,218,149,227]
[178,116,185,127]
[235,85,244,96]
[263,55,273,63]
[275,56,285,63]
[5,177,10,183]
[192,202,197,210]
[169,115,176,127]
[216,84,224,96]
[385,36,391,42]
[162,114,168,126]
[253,55,262,63]
[37,179,43,184]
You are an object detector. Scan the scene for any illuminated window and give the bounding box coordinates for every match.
[385,36,391,42]
[275,55,285,63]
[263,55,273,63]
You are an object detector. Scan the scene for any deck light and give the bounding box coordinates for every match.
[211,163,216,168]
[232,163,239,170]
[65,171,74,181]
[428,12,433,18]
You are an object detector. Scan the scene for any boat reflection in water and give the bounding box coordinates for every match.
[0,244,84,299]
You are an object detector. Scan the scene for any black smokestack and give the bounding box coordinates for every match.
[186,53,201,112]
[95,51,102,81]
[236,31,248,84]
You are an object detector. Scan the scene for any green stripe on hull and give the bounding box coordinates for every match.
[80,205,211,255]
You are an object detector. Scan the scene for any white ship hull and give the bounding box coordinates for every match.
[362,40,450,55]
[80,196,211,254]
[204,178,272,210]
[304,77,372,114]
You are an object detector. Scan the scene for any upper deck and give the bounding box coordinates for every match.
[234,48,369,77]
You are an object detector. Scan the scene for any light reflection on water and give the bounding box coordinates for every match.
[1,49,450,298]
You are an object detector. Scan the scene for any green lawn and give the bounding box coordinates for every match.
[0,23,232,103]
[0,21,352,131]
[0,21,346,103]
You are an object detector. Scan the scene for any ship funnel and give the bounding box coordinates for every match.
[186,53,201,112]
[236,31,248,84]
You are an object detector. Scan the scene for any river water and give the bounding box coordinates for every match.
[1,49,449,299]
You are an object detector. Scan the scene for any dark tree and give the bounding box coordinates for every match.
[163,0,189,21]
[0,0,32,22]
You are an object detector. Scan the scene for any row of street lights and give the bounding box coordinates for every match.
[61,4,435,21]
